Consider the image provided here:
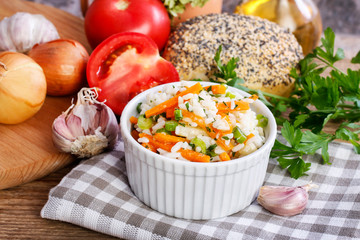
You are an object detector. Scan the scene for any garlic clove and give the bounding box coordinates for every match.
[0,12,60,53]
[52,114,76,141]
[65,113,85,138]
[52,88,119,158]
[257,182,318,217]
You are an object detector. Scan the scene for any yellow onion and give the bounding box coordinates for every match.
[0,52,46,124]
[28,39,89,96]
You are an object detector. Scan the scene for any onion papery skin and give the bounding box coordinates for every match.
[28,39,89,96]
[0,52,47,124]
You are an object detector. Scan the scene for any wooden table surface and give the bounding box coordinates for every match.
[1,1,359,239]
[0,0,116,238]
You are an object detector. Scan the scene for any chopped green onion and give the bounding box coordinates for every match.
[225,92,236,99]
[257,114,268,127]
[207,150,217,157]
[137,115,153,130]
[136,102,142,113]
[233,126,246,143]
[156,128,171,134]
[174,109,183,121]
[165,120,178,131]
[190,137,207,154]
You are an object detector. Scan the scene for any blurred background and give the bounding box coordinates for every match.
[25,0,360,34]
[25,0,360,56]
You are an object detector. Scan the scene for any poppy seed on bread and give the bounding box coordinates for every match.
[163,13,303,97]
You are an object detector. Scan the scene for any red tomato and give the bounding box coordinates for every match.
[84,0,170,50]
[87,32,179,115]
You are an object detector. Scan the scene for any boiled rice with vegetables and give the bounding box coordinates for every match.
[130,82,268,162]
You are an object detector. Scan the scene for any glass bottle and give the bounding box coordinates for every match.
[234,0,322,55]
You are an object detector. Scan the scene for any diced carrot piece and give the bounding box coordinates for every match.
[211,85,227,94]
[234,100,250,110]
[142,142,156,152]
[131,129,140,140]
[166,106,176,119]
[154,133,188,144]
[145,83,203,118]
[219,152,231,161]
[155,142,174,152]
[182,109,206,128]
[139,133,174,152]
[249,94,259,101]
[217,100,250,112]
[179,149,210,163]
[244,133,255,144]
[130,116,138,124]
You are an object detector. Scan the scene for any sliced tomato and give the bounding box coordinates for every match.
[87,32,179,115]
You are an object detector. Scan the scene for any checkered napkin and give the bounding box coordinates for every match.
[41,135,360,240]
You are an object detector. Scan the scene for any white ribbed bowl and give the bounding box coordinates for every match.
[120,82,277,220]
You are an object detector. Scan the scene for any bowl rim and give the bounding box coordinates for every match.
[120,81,277,169]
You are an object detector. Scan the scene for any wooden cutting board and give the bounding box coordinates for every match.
[0,0,92,190]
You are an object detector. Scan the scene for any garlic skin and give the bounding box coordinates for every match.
[0,12,60,53]
[52,88,119,158]
[257,182,318,217]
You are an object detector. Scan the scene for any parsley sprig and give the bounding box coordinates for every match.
[162,0,209,18]
[209,28,360,179]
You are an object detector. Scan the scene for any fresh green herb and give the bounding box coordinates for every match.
[207,144,217,151]
[174,109,183,121]
[206,144,218,157]
[211,27,360,179]
[162,0,210,18]
[185,102,191,111]
[137,115,153,130]
[136,102,142,114]
[213,45,243,85]
[222,136,230,140]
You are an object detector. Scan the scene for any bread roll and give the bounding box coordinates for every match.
[163,13,303,97]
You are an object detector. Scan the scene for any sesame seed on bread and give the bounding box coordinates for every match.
[163,13,303,97]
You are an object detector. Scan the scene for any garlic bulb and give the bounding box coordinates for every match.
[52,88,119,158]
[0,12,60,53]
[257,182,318,217]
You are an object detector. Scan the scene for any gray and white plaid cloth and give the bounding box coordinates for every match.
[41,134,360,240]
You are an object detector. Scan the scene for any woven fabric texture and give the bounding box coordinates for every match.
[41,136,360,240]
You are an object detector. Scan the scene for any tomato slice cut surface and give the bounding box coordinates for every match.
[87,32,179,115]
